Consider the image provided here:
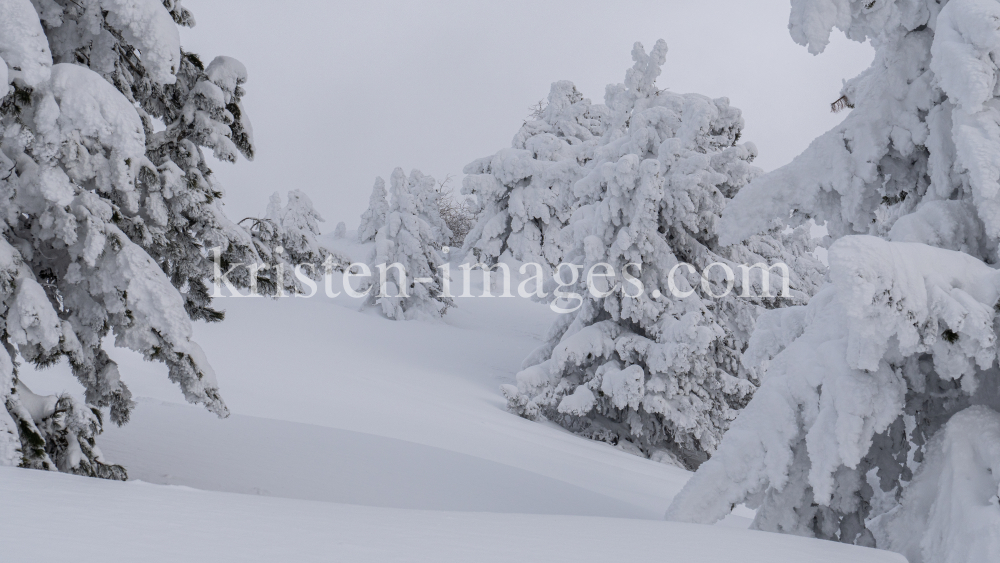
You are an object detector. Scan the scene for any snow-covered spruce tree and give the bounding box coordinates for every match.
[668,2,1000,560]
[134,53,259,313]
[461,80,609,268]
[39,0,259,322]
[333,221,346,239]
[357,177,388,244]
[501,41,824,469]
[240,190,342,296]
[367,168,452,320]
[411,169,452,247]
[668,237,1000,555]
[0,0,258,478]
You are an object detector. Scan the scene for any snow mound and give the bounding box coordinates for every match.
[99,399,653,518]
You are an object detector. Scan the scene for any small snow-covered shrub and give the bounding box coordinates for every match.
[333,222,347,239]
[435,177,474,249]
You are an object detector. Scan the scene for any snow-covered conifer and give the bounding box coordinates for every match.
[718,0,1000,263]
[35,1,260,323]
[668,236,1000,555]
[0,0,260,478]
[333,221,346,239]
[242,190,342,296]
[502,41,824,468]
[367,168,452,320]
[410,169,452,247]
[358,177,388,243]
[461,80,608,268]
[669,3,1000,560]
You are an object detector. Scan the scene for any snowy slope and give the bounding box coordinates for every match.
[0,467,905,563]
[27,237,704,519]
[12,235,908,561]
[92,294,702,520]
[100,399,655,518]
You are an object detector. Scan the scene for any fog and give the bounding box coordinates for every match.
[178,0,873,226]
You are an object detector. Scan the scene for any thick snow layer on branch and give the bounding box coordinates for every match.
[205,56,247,101]
[932,0,1000,241]
[789,0,939,54]
[724,0,1000,256]
[0,0,52,87]
[45,63,145,152]
[830,235,1000,376]
[92,235,225,413]
[102,0,181,84]
[204,55,254,158]
[7,277,63,352]
[667,236,1000,531]
[38,64,145,194]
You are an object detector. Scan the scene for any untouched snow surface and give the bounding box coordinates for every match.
[8,235,902,561]
[29,243,700,520]
[0,467,905,563]
[99,399,656,517]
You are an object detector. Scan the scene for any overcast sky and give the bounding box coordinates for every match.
[178,0,873,228]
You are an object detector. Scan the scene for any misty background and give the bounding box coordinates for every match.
[178,0,873,229]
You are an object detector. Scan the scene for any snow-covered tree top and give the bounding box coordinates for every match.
[265,189,325,253]
[604,39,668,132]
[461,75,610,267]
[789,0,940,54]
[512,80,608,151]
[720,0,1000,262]
[358,177,389,243]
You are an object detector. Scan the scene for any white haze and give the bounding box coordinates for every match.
[177,0,874,225]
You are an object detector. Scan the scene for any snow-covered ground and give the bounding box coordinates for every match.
[1,466,904,563]
[7,236,903,562]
